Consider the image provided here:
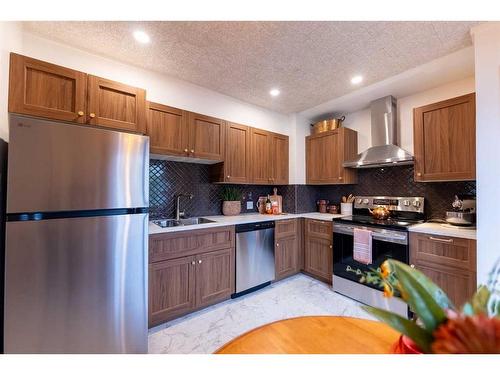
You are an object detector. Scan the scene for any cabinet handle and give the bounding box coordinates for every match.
[416,172,422,177]
[89,113,96,118]
[191,261,195,265]
[198,259,202,264]
[428,236,453,243]
[338,176,343,180]
[410,264,415,268]
[227,175,230,179]
[184,148,188,153]
[191,149,195,153]
[329,245,333,249]
[77,111,84,117]
[276,242,280,247]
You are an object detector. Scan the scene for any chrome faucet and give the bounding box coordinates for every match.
[175,194,194,220]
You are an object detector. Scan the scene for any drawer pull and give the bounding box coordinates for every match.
[198,259,202,264]
[191,261,196,265]
[428,236,453,243]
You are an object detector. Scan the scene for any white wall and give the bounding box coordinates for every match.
[471,23,500,285]
[0,23,299,181]
[339,77,475,154]
[0,22,23,141]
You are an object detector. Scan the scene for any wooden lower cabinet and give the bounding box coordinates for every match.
[149,256,196,326]
[149,226,235,327]
[275,219,300,280]
[410,232,476,307]
[303,219,333,284]
[196,248,234,309]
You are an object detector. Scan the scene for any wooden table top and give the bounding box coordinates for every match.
[215,316,400,354]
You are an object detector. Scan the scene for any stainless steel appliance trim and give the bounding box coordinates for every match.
[4,213,148,353]
[333,223,408,245]
[333,275,408,317]
[353,195,425,214]
[7,114,149,213]
[235,225,276,294]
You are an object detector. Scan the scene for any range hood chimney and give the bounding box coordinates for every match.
[343,95,414,168]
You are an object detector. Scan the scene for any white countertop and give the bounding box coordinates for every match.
[408,222,476,240]
[149,212,346,235]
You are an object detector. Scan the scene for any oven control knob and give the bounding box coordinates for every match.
[357,198,363,204]
[403,200,410,206]
[362,199,369,204]
[413,201,420,207]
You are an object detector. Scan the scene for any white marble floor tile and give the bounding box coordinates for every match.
[148,274,373,354]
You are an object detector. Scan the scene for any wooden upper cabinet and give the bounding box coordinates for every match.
[223,122,251,183]
[187,112,225,160]
[270,133,289,185]
[147,101,189,156]
[306,128,358,185]
[87,75,147,133]
[413,93,476,182]
[9,53,87,123]
[250,128,272,184]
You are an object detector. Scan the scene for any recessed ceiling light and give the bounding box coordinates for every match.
[351,75,363,85]
[133,30,150,44]
[270,89,280,97]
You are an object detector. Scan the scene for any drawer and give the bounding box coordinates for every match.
[305,219,332,240]
[409,232,476,272]
[275,219,298,239]
[149,225,235,263]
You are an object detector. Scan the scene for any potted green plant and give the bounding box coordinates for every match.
[221,187,242,216]
[360,259,500,353]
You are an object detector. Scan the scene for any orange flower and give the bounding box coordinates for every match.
[380,261,391,279]
[383,283,393,298]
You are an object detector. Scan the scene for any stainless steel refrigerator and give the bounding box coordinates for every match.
[3,115,149,353]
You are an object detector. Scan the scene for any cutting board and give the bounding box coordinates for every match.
[270,188,283,214]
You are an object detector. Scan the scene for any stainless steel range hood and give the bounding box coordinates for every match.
[343,96,414,168]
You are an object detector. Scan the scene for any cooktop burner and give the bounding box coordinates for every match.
[333,215,424,230]
[333,195,426,230]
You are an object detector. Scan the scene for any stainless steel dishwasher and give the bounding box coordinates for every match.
[233,221,275,298]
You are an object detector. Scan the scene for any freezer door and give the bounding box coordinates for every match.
[4,214,148,353]
[7,115,149,213]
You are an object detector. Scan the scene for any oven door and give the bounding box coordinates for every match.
[333,223,409,288]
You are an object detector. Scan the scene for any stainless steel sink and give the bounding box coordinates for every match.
[152,217,215,228]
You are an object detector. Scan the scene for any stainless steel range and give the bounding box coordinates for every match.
[332,196,425,317]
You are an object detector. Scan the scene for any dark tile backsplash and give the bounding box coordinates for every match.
[149,159,293,219]
[149,160,475,220]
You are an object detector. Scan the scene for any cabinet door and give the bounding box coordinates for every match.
[149,256,195,327]
[224,122,251,183]
[250,128,272,184]
[409,233,476,307]
[9,53,87,123]
[147,102,189,156]
[87,75,147,133]
[304,219,333,284]
[412,263,476,308]
[187,112,225,160]
[275,219,299,280]
[270,133,289,185]
[413,93,476,181]
[306,132,340,184]
[275,236,299,280]
[195,248,234,309]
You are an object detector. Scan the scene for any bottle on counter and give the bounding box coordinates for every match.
[265,195,272,214]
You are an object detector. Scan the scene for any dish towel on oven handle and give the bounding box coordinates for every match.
[353,228,373,265]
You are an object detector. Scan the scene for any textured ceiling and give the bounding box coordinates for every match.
[23,21,479,113]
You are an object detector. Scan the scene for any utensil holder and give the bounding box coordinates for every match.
[340,202,353,215]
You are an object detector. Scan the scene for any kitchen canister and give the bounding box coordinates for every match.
[340,202,353,215]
